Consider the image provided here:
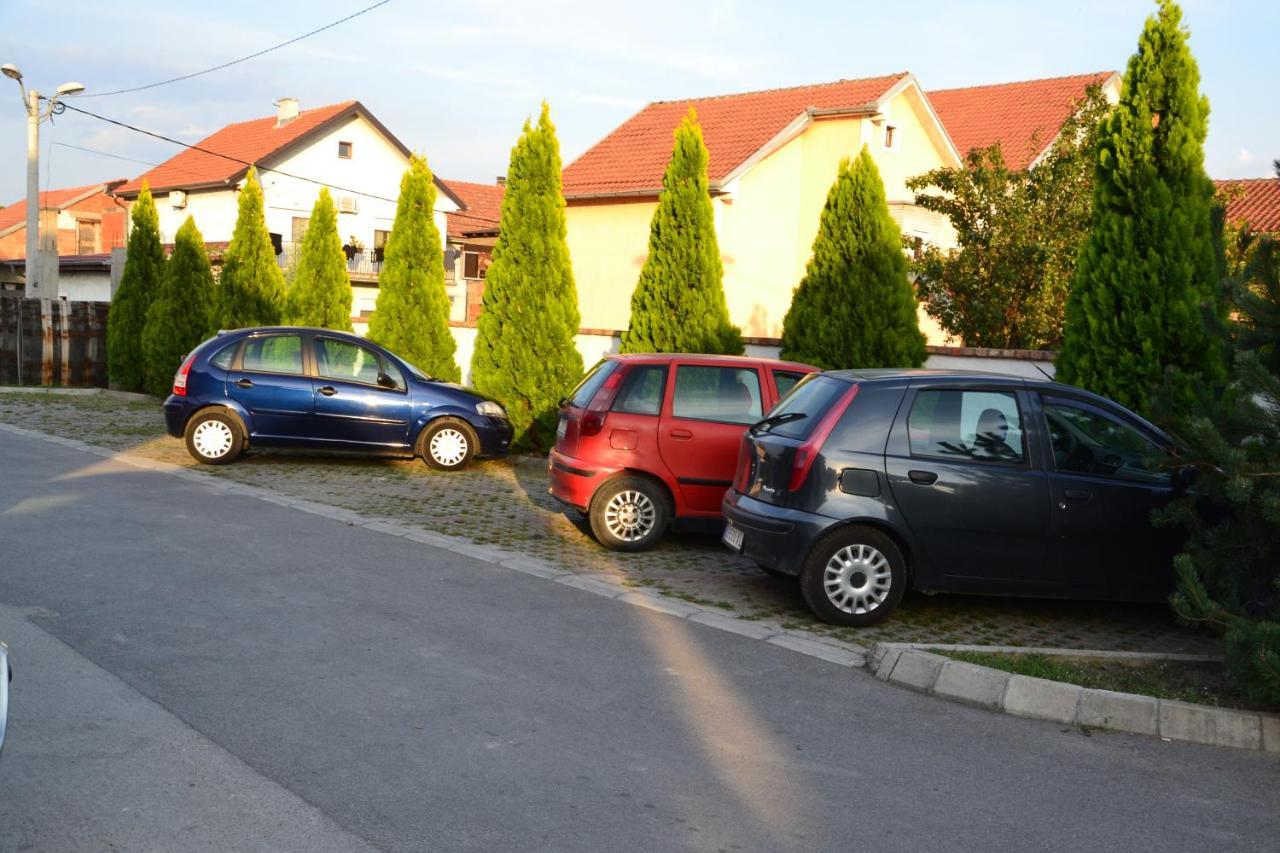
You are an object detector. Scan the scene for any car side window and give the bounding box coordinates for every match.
[908,389,1025,464]
[672,365,763,425]
[612,365,666,415]
[773,370,805,399]
[1042,398,1171,484]
[314,338,400,389]
[209,342,237,370]
[241,335,304,375]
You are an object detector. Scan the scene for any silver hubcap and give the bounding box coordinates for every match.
[823,544,892,615]
[429,428,468,467]
[192,419,234,459]
[603,490,656,542]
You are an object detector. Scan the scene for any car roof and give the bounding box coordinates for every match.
[217,326,362,338]
[604,352,816,371]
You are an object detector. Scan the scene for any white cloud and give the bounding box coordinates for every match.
[1237,147,1254,165]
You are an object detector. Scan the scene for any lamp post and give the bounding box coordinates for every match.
[2,64,85,299]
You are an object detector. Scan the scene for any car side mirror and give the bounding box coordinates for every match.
[377,373,398,390]
[558,397,571,410]
[1173,463,1199,490]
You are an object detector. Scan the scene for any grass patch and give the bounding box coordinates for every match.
[938,650,1273,713]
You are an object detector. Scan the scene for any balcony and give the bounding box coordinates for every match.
[275,242,384,282]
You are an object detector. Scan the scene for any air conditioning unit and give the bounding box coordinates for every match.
[338,195,359,214]
[169,190,187,209]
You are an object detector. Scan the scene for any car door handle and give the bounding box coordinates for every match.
[317,386,337,397]
[235,378,254,389]
[907,470,938,485]
[669,429,693,440]
[1063,489,1092,502]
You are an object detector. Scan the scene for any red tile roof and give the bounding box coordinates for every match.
[0,182,120,234]
[562,73,911,198]
[115,102,360,196]
[1217,178,1280,233]
[441,179,505,238]
[928,72,1115,170]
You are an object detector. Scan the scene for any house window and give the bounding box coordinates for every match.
[884,124,897,150]
[338,140,353,159]
[373,229,390,249]
[463,251,485,280]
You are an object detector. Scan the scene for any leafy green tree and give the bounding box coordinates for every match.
[1160,230,1280,706]
[366,154,458,380]
[107,182,164,391]
[285,188,352,330]
[141,217,215,397]
[908,88,1110,349]
[471,103,583,451]
[1056,1,1223,413]
[780,146,925,369]
[620,109,742,355]
[218,167,285,329]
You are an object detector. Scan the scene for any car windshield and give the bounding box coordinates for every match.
[399,359,433,381]
[759,374,851,439]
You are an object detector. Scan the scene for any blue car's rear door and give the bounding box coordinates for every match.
[226,332,317,441]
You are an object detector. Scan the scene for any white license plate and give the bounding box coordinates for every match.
[722,522,744,551]
[556,416,568,439]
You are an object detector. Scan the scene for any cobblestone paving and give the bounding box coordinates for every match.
[0,390,1223,654]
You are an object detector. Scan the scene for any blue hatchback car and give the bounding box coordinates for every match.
[163,327,512,470]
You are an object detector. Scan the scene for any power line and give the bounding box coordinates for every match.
[59,102,503,225]
[52,141,160,168]
[81,0,394,98]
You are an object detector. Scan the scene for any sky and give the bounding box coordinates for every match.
[0,0,1275,204]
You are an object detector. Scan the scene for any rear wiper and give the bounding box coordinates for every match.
[750,411,807,435]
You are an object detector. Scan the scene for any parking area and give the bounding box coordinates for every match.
[0,390,1222,654]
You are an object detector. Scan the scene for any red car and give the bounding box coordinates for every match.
[549,353,818,550]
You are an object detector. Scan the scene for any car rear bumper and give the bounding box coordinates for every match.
[721,490,837,576]
[163,396,197,438]
[547,449,621,511]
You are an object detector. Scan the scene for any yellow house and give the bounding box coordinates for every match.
[562,73,961,342]
[562,71,1120,346]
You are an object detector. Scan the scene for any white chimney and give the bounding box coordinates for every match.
[274,97,299,128]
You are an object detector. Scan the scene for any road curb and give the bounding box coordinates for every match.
[867,643,1280,753]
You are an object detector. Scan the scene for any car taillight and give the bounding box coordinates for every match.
[172,352,197,397]
[787,383,859,492]
[581,368,625,437]
[733,435,753,492]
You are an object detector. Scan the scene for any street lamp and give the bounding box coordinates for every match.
[2,63,86,299]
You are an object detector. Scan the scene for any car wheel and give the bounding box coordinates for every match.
[419,419,477,471]
[589,476,670,551]
[184,410,244,465]
[799,525,906,627]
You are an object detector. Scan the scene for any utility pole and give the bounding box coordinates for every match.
[2,64,85,299]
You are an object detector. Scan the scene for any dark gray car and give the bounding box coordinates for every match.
[722,370,1188,626]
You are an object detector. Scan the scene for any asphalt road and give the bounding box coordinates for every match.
[0,431,1276,853]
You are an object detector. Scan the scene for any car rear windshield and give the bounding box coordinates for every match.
[762,374,853,439]
[568,359,620,408]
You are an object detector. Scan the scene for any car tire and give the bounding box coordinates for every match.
[799,525,907,627]
[589,475,670,552]
[184,410,244,465]
[418,418,478,471]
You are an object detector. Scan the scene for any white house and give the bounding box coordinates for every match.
[113,99,467,327]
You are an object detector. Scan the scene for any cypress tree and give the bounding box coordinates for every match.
[107,182,164,391]
[471,102,583,451]
[1056,0,1223,412]
[779,146,925,369]
[218,167,285,329]
[367,154,458,380]
[285,188,352,330]
[141,217,216,397]
[620,109,742,354]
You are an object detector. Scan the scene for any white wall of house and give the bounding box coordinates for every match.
[143,113,455,253]
[58,269,113,302]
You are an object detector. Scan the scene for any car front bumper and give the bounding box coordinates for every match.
[472,416,514,456]
[721,490,837,576]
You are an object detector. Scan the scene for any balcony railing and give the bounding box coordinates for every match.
[275,242,384,280]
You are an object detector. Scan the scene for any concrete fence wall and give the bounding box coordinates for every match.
[0,297,110,388]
